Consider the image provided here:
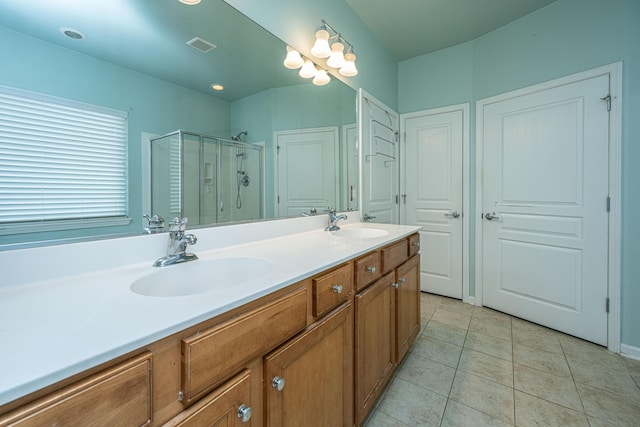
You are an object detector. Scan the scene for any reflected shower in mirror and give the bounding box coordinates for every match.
[0,0,357,248]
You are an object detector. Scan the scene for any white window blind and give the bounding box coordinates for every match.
[0,85,128,230]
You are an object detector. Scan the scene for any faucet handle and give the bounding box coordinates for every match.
[169,217,188,232]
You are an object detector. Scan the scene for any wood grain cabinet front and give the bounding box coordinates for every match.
[0,352,152,427]
[354,251,381,291]
[395,254,421,362]
[312,262,352,317]
[163,369,254,427]
[264,302,354,427]
[381,239,409,274]
[354,271,396,426]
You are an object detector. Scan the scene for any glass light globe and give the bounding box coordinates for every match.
[283,46,303,69]
[327,42,345,68]
[312,69,331,86]
[310,29,331,58]
[299,59,318,78]
[339,53,358,76]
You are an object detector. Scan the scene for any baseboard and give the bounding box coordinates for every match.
[463,295,476,306]
[620,343,640,360]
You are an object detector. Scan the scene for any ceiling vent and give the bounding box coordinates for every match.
[187,37,217,53]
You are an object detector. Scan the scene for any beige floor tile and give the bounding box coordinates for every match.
[514,390,589,426]
[395,352,456,397]
[377,378,447,426]
[424,319,468,346]
[569,359,640,403]
[437,298,475,316]
[431,308,472,330]
[464,330,513,361]
[632,373,640,389]
[562,340,627,373]
[622,356,640,375]
[412,335,463,368]
[512,318,563,354]
[449,371,515,424]
[469,316,512,341]
[457,348,513,387]
[440,400,512,427]
[364,410,410,427]
[577,382,640,427]
[472,306,512,323]
[513,364,583,412]
[513,343,572,378]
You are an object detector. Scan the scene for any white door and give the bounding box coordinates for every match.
[358,89,399,224]
[275,127,339,217]
[403,108,464,298]
[343,123,358,211]
[481,74,610,345]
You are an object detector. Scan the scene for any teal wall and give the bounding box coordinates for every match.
[0,26,231,245]
[398,0,640,348]
[224,0,398,110]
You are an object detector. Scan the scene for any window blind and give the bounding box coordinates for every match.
[0,85,128,227]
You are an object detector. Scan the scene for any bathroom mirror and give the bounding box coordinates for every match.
[0,0,357,247]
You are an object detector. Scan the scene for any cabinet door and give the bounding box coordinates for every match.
[264,302,353,427]
[163,369,253,427]
[395,255,421,362]
[355,271,396,426]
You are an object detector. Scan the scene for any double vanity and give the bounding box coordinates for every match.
[0,215,420,426]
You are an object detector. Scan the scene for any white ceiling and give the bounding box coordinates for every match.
[346,0,557,60]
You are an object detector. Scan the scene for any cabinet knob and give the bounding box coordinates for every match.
[367,266,377,274]
[332,284,343,294]
[392,282,399,289]
[272,376,285,391]
[237,404,253,423]
[412,241,420,247]
[398,277,405,283]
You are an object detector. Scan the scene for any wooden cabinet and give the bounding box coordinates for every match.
[0,352,152,427]
[354,271,396,426]
[163,369,254,427]
[395,254,421,362]
[181,287,307,404]
[264,302,354,427]
[0,233,420,427]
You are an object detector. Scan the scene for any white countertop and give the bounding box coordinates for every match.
[0,218,419,407]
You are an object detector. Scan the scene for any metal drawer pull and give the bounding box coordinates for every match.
[332,284,343,294]
[237,404,253,423]
[392,282,399,289]
[272,376,285,391]
[367,266,377,274]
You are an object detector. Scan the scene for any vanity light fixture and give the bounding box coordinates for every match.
[284,46,304,69]
[312,68,331,86]
[311,20,357,76]
[211,84,224,91]
[298,58,318,79]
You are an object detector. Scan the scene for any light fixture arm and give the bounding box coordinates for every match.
[320,19,354,54]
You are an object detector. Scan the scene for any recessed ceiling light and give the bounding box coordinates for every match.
[211,84,224,91]
[178,0,201,4]
[60,27,86,40]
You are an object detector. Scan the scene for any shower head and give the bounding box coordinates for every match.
[231,130,248,141]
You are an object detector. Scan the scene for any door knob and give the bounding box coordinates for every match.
[272,376,285,391]
[237,404,253,423]
[444,211,461,219]
[484,212,501,221]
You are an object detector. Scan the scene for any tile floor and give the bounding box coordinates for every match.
[364,292,640,427]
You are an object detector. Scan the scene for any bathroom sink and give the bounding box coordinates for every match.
[332,228,389,239]
[131,257,272,297]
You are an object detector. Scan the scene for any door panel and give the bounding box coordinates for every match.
[359,89,399,224]
[403,109,464,298]
[275,128,338,216]
[481,74,609,345]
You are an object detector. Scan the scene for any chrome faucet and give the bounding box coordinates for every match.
[325,208,348,232]
[153,217,198,267]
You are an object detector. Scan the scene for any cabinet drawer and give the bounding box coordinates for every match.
[181,287,307,404]
[164,369,252,427]
[354,251,381,291]
[381,239,408,273]
[0,353,152,427]
[312,263,352,317]
[408,233,421,257]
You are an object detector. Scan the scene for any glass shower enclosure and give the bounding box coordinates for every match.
[150,130,263,226]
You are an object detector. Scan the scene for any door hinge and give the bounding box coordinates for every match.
[276,145,280,154]
[606,297,610,313]
[277,196,280,203]
[403,132,406,143]
[395,194,399,204]
[607,196,611,212]
[395,131,400,142]
[601,94,612,112]
[401,194,407,204]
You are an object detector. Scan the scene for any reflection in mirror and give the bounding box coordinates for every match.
[0,0,357,248]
